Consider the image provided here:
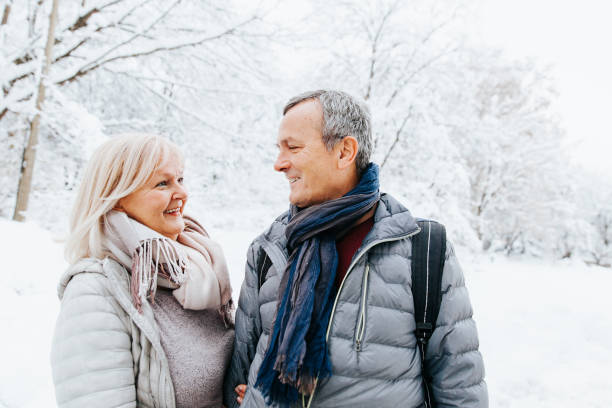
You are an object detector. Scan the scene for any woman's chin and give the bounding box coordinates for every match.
[153,221,184,240]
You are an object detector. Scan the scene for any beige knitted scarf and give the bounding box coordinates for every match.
[103,210,233,324]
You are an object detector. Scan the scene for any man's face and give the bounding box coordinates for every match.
[274,100,345,208]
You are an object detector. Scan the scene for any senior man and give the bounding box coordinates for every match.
[224,90,488,408]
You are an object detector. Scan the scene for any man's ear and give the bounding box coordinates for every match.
[337,136,359,170]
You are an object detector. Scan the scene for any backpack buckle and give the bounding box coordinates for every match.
[416,322,433,343]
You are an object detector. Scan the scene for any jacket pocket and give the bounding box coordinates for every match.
[354,263,370,352]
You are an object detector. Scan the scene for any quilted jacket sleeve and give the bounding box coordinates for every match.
[223,241,263,408]
[425,242,489,407]
[50,273,136,408]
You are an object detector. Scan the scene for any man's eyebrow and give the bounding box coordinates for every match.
[277,136,298,145]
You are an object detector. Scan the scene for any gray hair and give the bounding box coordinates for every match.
[283,90,372,174]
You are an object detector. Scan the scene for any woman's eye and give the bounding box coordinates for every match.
[288,146,299,150]
[156,180,168,187]
[178,177,184,184]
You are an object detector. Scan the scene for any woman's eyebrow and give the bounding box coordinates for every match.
[155,171,183,178]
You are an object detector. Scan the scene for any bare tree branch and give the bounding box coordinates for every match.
[106,68,268,96]
[383,8,459,108]
[77,0,181,68]
[68,0,124,32]
[53,0,154,64]
[10,33,42,66]
[116,0,155,25]
[52,38,89,63]
[56,14,256,86]
[28,0,46,38]
[385,45,457,108]
[133,77,236,138]
[363,4,397,100]
[380,107,413,169]
[329,50,361,81]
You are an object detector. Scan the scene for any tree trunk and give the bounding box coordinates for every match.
[1,2,11,25]
[13,0,59,222]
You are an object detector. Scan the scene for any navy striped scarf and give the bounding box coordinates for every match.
[255,163,380,406]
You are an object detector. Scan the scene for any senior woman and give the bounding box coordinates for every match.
[51,134,234,408]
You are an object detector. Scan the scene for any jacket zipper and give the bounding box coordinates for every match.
[355,263,370,352]
[304,227,421,408]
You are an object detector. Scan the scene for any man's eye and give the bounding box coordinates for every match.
[156,180,168,187]
[288,146,299,150]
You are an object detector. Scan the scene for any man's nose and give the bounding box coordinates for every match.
[274,152,289,172]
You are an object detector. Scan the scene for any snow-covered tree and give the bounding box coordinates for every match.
[285,0,573,255]
[445,51,569,254]
[1,0,281,227]
[566,170,612,267]
[1,0,608,267]
[285,0,477,244]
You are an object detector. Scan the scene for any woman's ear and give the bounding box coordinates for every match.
[337,136,359,170]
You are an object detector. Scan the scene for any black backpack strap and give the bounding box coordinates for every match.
[257,247,273,291]
[411,219,446,408]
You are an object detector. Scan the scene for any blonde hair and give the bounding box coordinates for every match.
[65,133,183,264]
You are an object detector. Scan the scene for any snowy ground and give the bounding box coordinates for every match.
[1,219,611,407]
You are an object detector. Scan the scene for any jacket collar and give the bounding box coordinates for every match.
[58,258,105,300]
[260,193,418,261]
[361,193,419,248]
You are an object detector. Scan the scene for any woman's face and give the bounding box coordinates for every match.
[118,156,187,240]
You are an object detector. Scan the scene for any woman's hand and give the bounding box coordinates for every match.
[235,384,247,405]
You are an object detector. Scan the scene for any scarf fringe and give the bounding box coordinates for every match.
[297,368,319,396]
[131,238,187,312]
[220,300,234,328]
[105,211,232,319]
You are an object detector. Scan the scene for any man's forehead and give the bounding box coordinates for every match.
[278,101,323,141]
[283,100,323,124]
[276,134,300,144]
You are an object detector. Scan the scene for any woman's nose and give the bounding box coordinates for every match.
[173,182,188,200]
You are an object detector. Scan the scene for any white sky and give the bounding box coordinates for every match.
[475,0,612,175]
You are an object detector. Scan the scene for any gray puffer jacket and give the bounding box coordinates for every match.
[224,193,487,408]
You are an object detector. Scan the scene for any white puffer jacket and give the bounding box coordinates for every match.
[50,257,176,408]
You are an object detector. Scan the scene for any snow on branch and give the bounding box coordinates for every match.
[54,8,257,86]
